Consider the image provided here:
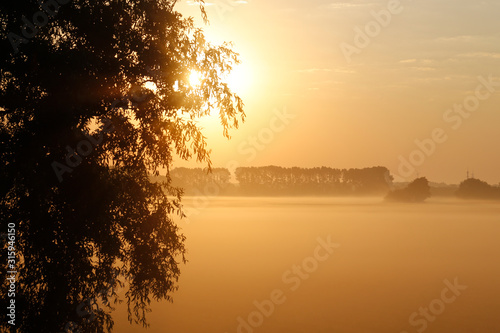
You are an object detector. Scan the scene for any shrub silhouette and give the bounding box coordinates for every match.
[385,177,431,202]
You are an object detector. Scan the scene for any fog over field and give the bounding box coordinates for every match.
[113,197,500,333]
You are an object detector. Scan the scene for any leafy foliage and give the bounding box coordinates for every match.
[0,0,244,332]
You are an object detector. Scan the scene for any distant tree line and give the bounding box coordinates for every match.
[168,166,392,196]
[385,177,500,202]
[235,166,392,195]
[169,167,232,195]
[167,167,500,200]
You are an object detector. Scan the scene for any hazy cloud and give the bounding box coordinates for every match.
[186,0,249,6]
[399,59,418,64]
[296,68,332,73]
[434,35,486,43]
[456,52,500,59]
[325,1,376,9]
[296,68,355,74]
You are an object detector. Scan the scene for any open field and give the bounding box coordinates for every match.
[113,197,500,333]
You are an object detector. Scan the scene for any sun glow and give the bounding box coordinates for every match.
[185,61,253,134]
[225,64,252,96]
[189,63,252,96]
[189,70,202,87]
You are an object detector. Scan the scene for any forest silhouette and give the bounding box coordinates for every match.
[170,166,393,196]
[169,166,500,201]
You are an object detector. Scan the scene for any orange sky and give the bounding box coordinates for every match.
[174,0,500,184]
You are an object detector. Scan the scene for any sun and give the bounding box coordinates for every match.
[189,63,252,95]
[189,70,202,87]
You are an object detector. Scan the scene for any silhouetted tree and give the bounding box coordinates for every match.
[385,177,431,202]
[0,0,244,332]
[456,178,500,200]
